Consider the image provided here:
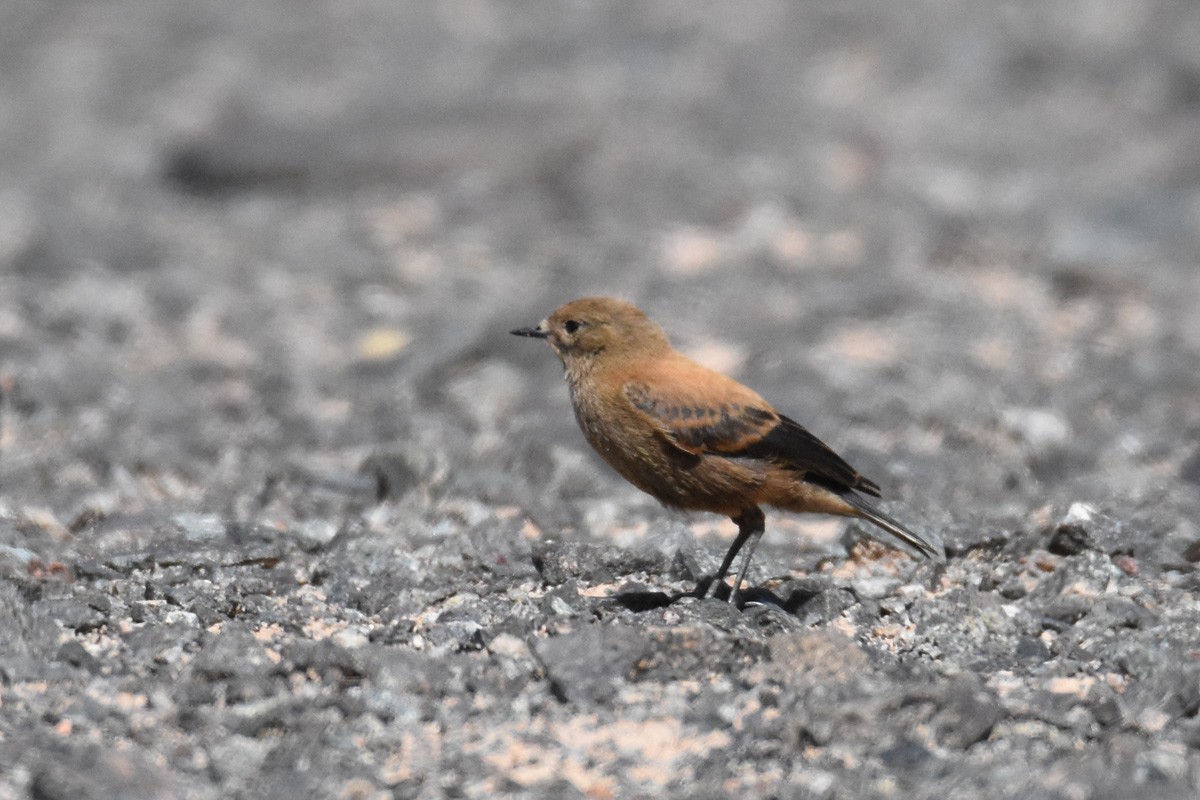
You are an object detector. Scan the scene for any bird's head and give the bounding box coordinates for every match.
[511,297,670,364]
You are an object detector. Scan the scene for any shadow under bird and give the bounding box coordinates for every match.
[512,297,945,603]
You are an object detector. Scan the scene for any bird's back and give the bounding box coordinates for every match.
[574,347,885,515]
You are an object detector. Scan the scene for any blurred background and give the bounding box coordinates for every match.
[2,0,1199,554]
[4,3,1200,798]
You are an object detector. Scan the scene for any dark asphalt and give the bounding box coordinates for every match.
[2,2,1199,798]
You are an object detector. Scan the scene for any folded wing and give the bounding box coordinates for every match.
[624,381,880,497]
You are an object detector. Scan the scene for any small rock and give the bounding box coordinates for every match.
[206,735,270,784]
[283,639,367,678]
[0,542,37,572]
[432,620,485,652]
[487,633,531,660]
[40,598,105,633]
[929,679,1002,750]
[1137,745,1189,782]
[462,521,539,580]
[1183,537,1200,563]
[1063,502,1096,525]
[545,593,579,618]
[998,577,1030,600]
[851,575,902,600]
[535,541,621,586]
[1090,695,1124,729]
[786,584,858,625]
[193,625,274,679]
[1042,595,1091,628]
[1048,522,1092,556]
[879,738,932,770]
[1096,598,1156,630]
[55,641,101,674]
[1015,636,1051,664]
[1002,407,1071,452]
[28,748,174,800]
[532,625,649,705]
[359,452,421,501]
[162,609,200,627]
[767,631,870,689]
[331,628,370,650]
[293,519,340,548]
[172,513,226,541]
[1112,554,1138,576]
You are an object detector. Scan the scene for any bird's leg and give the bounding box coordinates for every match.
[727,508,766,604]
[703,507,766,602]
[704,527,751,599]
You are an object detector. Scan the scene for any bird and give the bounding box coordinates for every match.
[511,297,945,604]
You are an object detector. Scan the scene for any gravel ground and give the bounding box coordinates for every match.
[3,2,1200,798]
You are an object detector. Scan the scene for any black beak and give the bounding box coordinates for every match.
[510,326,548,339]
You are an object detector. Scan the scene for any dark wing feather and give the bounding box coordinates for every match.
[740,414,880,497]
[625,384,880,496]
[625,383,776,454]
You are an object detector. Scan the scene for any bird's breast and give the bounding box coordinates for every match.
[568,385,651,469]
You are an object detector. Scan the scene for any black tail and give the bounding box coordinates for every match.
[841,493,946,562]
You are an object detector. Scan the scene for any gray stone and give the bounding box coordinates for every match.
[532,625,650,705]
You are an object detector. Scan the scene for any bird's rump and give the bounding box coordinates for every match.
[623,381,880,497]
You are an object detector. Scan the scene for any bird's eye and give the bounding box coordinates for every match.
[563,320,583,335]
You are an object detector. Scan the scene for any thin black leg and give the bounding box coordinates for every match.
[728,525,765,605]
[702,507,766,602]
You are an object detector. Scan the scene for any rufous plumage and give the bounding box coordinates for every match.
[512,297,944,603]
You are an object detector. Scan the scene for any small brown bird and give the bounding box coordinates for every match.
[512,297,944,603]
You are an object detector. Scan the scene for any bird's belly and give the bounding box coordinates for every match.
[575,415,760,516]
